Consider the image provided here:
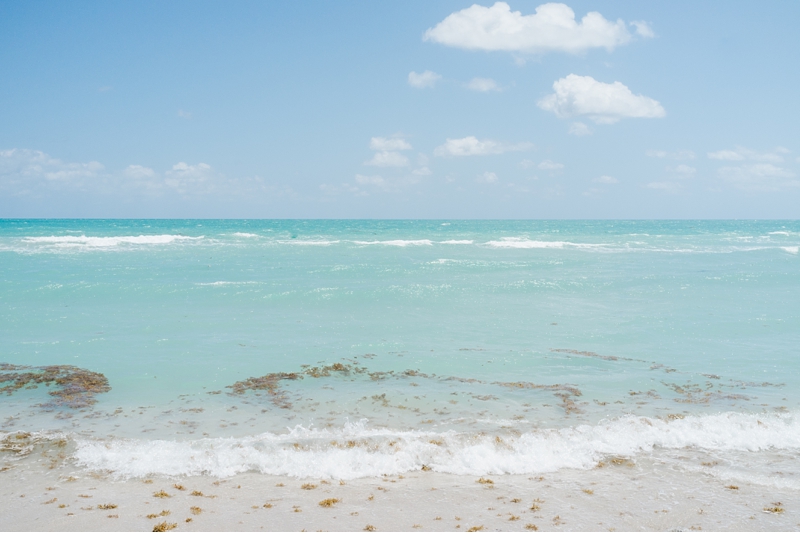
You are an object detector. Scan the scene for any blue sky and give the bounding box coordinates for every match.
[1,0,799,218]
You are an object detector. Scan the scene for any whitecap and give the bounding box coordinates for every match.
[485,237,601,249]
[69,411,800,480]
[276,240,340,246]
[22,235,203,248]
[352,240,433,247]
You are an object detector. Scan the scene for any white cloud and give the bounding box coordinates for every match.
[0,148,279,198]
[670,164,696,177]
[538,74,665,124]
[177,109,192,120]
[123,165,156,179]
[164,162,214,194]
[0,148,104,193]
[646,149,695,160]
[708,150,744,161]
[424,2,639,54]
[408,70,441,88]
[538,159,564,170]
[477,171,499,183]
[593,175,618,184]
[631,21,654,38]
[370,137,412,151]
[467,77,500,92]
[718,164,798,192]
[568,122,592,136]
[412,166,432,176]
[708,146,786,163]
[434,136,533,157]
[364,151,410,167]
[646,181,682,193]
[518,159,536,169]
[355,174,388,187]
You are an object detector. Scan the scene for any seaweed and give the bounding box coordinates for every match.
[0,363,110,409]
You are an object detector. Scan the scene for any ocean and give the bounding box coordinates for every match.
[1,219,799,530]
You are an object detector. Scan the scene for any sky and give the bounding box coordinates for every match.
[1,0,799,219]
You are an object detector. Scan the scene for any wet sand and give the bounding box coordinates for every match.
[2,455,799,532]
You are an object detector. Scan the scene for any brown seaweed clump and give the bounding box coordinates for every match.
[227,372,302,409]
[0,363,110,409]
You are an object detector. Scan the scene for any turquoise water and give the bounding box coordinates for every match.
[1,220,799,480]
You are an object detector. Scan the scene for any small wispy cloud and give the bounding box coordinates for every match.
[434,136,533,157]
[593,175,618,184]
[476,171,499,183]
[568,122,592,136]
[537,159,564,171]
[408,70,441,89]
[466,77,500,92]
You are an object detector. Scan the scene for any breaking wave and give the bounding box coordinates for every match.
[69,411,800,480]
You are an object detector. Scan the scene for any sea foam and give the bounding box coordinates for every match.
[484,237,601,249]
[352,240,433,247]
[22,235,203,248]
[70,412,800,480]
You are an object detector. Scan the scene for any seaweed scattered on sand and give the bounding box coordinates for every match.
[152,521,177,532]
[0,363,110,409]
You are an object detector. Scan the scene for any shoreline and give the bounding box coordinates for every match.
[2,455,798,531]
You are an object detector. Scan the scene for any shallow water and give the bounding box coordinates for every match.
[1,220,799,485]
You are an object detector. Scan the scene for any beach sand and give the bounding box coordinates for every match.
[3,453,798,532]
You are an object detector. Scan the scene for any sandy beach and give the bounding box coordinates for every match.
[3,450,799,532]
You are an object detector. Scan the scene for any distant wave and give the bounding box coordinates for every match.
[231,232,259,238]
[196,281,261,286]
[69,411,800,480]
[439,240,474,245]
[276,240,340,246]
[352,240,433,247]
[484,237,602,249]
[22,235,203,247]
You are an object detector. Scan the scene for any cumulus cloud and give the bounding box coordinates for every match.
[708,146,787,163]
[123,165,156,179]
[568,122,592,136]
[631,21,654,38]
[434,136,533,157]
[538,159,564,170]
[593,175,618,184]
[164,162,214,194]
[412,167,432,176]
[646,149,695,160]
[364,151,410,167]
[0,148,105,193]
[355,174,388,187]
[364,136,412,167]
[424,2,643,54]
[369,137,412,151]
[538,74,665,124]
[0,147,282,199]
[669,164,696,177]
[476,171,499,184]
[467,77,500,92]
[408,70,441,88]
[718,164,798,192]
[646,181,682,193]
